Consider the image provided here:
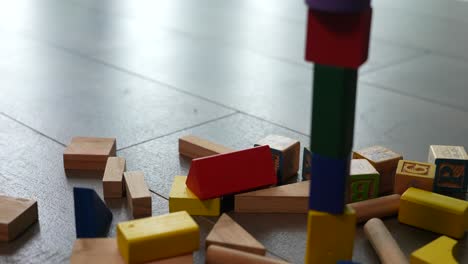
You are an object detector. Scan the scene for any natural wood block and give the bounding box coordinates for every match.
[410,236,458,264]
[394,160,435,195]
[353,145,403,195]
[63,137,116,176]
[255,135,300,184]
[234,181,309,213]
[124,171,152,219]
[0,195,38,242]
[103,157,126,199]
[70,238,193,264]
[206,213,266,255]
[398,187,468,239]
[117,211,199,264]
[348,159,380,203]
[179,135,234,159]
[348,194,401,224]
[428,145,468,194]
[169,176,220,216]
[206,245,289,264]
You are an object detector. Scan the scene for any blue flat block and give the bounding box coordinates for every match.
[73,187,113,238]
[337,261,360,264]
[309,153,350,214]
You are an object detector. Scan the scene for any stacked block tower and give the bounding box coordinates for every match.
[303,0,372,263]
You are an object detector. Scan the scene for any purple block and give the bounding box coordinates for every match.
[305,0,370,13]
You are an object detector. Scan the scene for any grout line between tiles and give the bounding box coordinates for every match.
[360,50,430,76]
[149,189,168,201]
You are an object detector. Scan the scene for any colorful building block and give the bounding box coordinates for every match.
[428,145,468,194]
[348,194,400,224]
[305,0,370,13]
[73,187,112,238]
[304,8,372,69]
[255,135,300,184]
[353,145,403,195]
[206,213,266,255]
[186,145,276,200]
[302,147,311,181]
[348,159,380,203]
[311,65,357,158]
[398,187,468,239]
[206,245,289,264]
[410,236,458,264]
[309,152,349,214]
[103,157,126,199]
[117,211,199,264]
[0,195,38,242]
[394,160,435,195]
[169,176,220,216]
[179,135,234,159]
[235,180,309,213]
[305,206,356,264]
[124,171,152,219]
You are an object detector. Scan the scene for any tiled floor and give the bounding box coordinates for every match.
[0,0,467,263]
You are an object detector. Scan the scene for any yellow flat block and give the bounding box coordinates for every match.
[398,187,468,239]
[169,176,220,216]
[305,206,356,264]
[410,236,458,264]
[117,211,200,264]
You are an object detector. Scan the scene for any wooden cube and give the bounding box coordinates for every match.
[255,135,300,184]
[0,195,38,241]
[394,160,435,195]
[353,146,403,195]
[348,159,380,203]
[302,147,311,181]
[124,171,152,219]
[179,135,234,159]
[103,157,126,199]
[428,145,468,194]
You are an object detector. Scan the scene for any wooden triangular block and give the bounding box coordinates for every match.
[206,213,266,255]
[235,181,309,213]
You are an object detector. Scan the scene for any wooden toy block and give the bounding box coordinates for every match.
[305,8,372,69]
[206,213,266,255]
[206,245,289,264]
[394,160,435,195]
[254,135,300,184]
[73,187,112,238]
[70,238,193,264]
[124,171,152,219]
[348,194,400,224]
[302,147,311,180]
[337,262,361,264]
[234,180,309,213]
[364,218,408,264]
[311,64,357,158]
[353,145,403,195]
[117,211,199,264]
[309,152,349,214]
[169,176,220,216]
[186,145,276,200]
[305,206,356,264]
[179,135,234,159]
[0,195,38,242]
[348,159,380,203]
[103,157,126,199]
[63,137,116,177]
[398,187,468,239]
[410,236,458,264]
[305,0,370,13]
[428,145,468,194]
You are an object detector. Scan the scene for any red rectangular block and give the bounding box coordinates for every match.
[186,146,277,200]
[304,7,372,69]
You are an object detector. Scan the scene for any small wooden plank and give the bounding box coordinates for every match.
[103,157,126,199]
[234,181,309,213]
[410,236,458,264]
[206,213,266,255]
[124,171,152,219]
[179,135,234,159]
[0,195,38,241]
[206,245,289,264]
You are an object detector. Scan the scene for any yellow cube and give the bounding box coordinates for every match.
[305,206,356,264]
[410,236,458,264]
[117,211,199,264]
[169,176,220,216]
[398,187,468,239]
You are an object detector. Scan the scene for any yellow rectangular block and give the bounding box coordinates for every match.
[410,236,458,264]
[117,211,200,264]
[169,176,220,216]
[398,187,468,239]
[305,206,356,264]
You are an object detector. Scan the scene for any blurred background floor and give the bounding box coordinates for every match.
[0,0,467,263]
